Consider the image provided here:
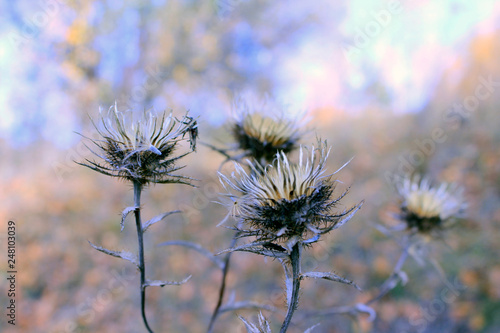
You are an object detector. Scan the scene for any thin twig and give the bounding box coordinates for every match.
[366,239,410,305]
[306,237,412,319]
[134,181,155,333]
[200,141,233,160]
[160,240,224,270]
[207,232,240,333]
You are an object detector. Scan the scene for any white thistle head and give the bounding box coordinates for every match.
[78,104,197,185]
[219,141,362,244]
[397,175,466,233]
[230,99,305,163]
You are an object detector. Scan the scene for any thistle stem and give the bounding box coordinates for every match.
[305,239,412,319]
[280,243,301,333]
[207,232,240,333]
[133,181,154,333]
[366,239,410,305]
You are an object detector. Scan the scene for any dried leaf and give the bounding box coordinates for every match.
[284,236,300,252]
[238,312,272,333]
[398,270,409,285]
[285,275,294,306]
[279,258,294,306]
[304,323,320,333]
[144,275,191,288]
[303,234,320,245]
[217,241,289,259]
[238,316,257,333]
[159,240,224,269]
[220,301,277,314]
[88,241,138,267]
[331,201,364,231]
[258,312,271,332]
[121,206,136,231]
[143,210,181,232]
[354,303,376,321]
[301,271,361,291]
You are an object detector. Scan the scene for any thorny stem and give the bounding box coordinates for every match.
[207,233,240,333]
[280,243,301,333]
[134,181,154,333]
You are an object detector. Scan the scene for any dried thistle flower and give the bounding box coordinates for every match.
[220,141,362,250]
[397,175,466,233]
[77,104,197,185]
[231,106,304,163]
[220,141,362,332]
[77,104,197,333]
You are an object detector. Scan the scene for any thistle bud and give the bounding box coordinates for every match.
[396,175,466,233]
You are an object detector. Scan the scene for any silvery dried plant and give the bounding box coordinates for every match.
[77,104,197,333]
[394,174,467,288]
[396,175,466,235]
[206,101,306,332]
[231,110,303,165]
[205,98,305,167]
[314,174,467,322]
[218,141,363,332]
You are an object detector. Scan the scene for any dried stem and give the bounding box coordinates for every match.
[207,232,240,333]
[280,243,301,333]
[366,240,410,305]
[306,237,412,319]
[133,181,155,333]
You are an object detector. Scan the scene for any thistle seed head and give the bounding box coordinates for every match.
[78,104,197,185]
[220,141,362,245]
[397,175,466,233]
[231,106,303,163]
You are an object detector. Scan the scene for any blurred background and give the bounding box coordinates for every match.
[1,0,500,332]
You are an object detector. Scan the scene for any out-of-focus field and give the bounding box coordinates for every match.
[2,91,500,332]
[1,1,500,332]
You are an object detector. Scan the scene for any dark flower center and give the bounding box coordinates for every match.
[233,123,296,162]
[402,207,443,233]
[244,184,334,241]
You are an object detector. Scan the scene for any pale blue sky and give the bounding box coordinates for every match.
[0,0,498,148]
